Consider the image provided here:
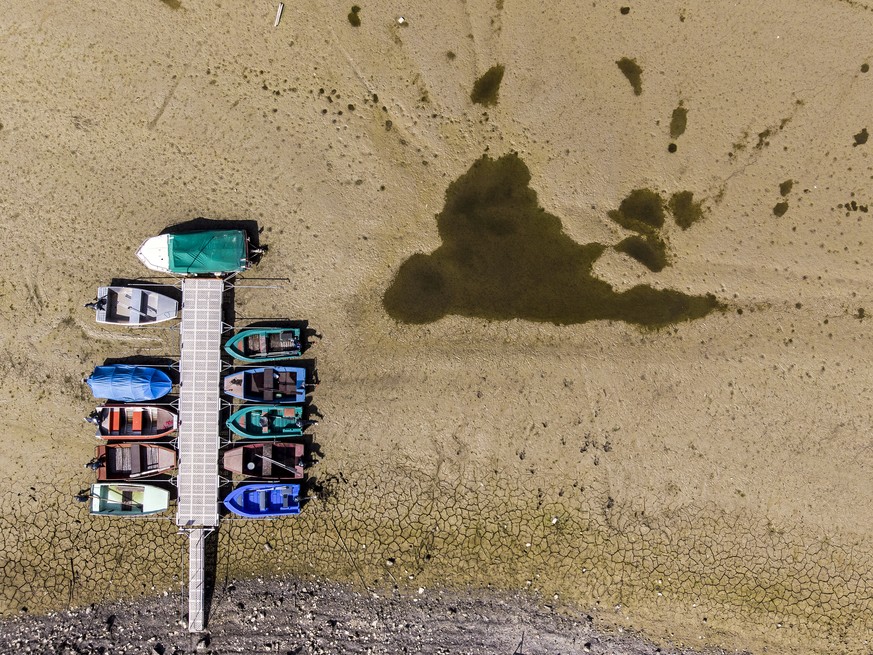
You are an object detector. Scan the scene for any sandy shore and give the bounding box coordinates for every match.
[2,0,873,653]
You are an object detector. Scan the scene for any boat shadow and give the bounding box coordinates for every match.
[104,277,182,303]
[99,355,179,384]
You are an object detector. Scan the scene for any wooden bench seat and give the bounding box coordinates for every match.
[110,409,121,434]
[131,409,143,434]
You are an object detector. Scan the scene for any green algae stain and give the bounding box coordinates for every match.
[160,0,181,8]
[383,154,721,327]
[669,191,705,230]
[853,127,868,147]
[779,180,794,196]
[607,188,665,234]
[348,5,361,26]
[670,103,687,138]
[616,57,642,95]
[615,235,668,272]
[471,65,505,106]
[773,201,789,217]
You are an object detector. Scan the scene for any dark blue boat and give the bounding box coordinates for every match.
[86,365,172,402]
[223,483,301,518]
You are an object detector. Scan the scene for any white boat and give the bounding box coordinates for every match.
[136,230,250,275]
[88,286,178,326]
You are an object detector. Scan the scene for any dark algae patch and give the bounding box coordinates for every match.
[383,154,721,327]
[616,58,642,95]
[348,5,361,26]
[607,188,664,234]
[669,191,705,229]
[773,201,789,217]
[160,0,181,8]
[615,236,668,272]
[779,179,794,196]
[670,103,687,138]
[853,128,868,146]
[471,65,505,106]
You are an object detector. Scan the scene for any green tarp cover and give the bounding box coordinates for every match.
[168,230,247,274]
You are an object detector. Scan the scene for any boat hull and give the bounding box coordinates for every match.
[86,365,173,402]
[95,405,178,439]
[137,230,250,276]
[226,405,304,438]
[222,442,304,479]
[224,328,302,362]
[94,286,179,326]
[223,367,306,403]
[223,483,301,518]
[95,443,177,481]
[89,483,171,516]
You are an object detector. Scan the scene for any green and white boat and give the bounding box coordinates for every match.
[224,327,302,362]
[226,405,308,439]
[136,229,252,276]
[89,483,171,516]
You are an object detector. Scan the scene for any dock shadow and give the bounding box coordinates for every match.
[203,528,219,627]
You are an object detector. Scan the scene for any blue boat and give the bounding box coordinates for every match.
[86,365,173,402]
[223,483,301,518]
[222,366,306,403]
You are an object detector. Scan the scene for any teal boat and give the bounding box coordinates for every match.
[226,405,307,439]
[89,483,170,516]
[224,327,302,362]
[136,229,251,275]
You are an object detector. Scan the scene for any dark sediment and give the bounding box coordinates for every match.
[383,154,721,326]
[470,65,505,106]
[0,577,716,655]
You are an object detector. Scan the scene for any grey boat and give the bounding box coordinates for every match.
[88,286,179,326]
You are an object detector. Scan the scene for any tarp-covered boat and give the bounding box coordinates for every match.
[223,366,306,403]
[222,442,304,479]
[136,230,250,275]
[88,286,179,326]
[223,483,301,518]
[86,365,172,402]
[89,483,171,516]
[226,405,306,439]
[224,327,302,362]
[89,404,178,439]
[93,443,177,480]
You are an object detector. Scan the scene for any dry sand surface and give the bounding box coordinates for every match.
[1,0,873,653]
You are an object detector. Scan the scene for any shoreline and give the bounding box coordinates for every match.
[0,576,739,655]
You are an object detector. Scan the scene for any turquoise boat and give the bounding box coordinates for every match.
[224,327,302,362]
[226,405,306,439]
